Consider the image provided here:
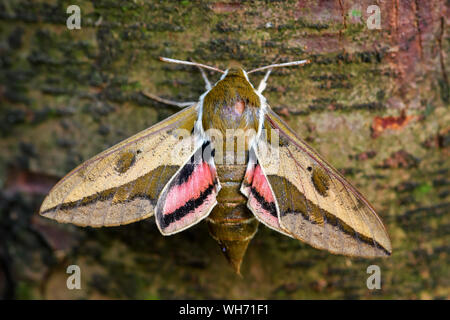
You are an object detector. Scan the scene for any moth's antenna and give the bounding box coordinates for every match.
[159,57,225,74]
[247,59,310,74]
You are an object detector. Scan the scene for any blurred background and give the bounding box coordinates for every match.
[0,0,448,299]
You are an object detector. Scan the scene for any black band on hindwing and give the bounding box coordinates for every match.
[249,186,277,218]
[159,183,215,228]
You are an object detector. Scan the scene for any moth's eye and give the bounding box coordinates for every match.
[307,166,312,172]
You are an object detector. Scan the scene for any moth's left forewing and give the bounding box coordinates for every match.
[254,107,392,257]
[40,105,199,227]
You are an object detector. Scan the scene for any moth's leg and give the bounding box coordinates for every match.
[257,68,273,94]
[141,91,196,108]
[198,67,212,90]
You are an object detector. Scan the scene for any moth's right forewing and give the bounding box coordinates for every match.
[40,105,198,227]
[257,108,392,257]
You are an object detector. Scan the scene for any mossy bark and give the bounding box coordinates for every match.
[0,0,448,299]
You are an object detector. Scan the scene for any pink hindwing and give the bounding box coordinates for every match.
[155,141,220,235]
[241,150,292,237]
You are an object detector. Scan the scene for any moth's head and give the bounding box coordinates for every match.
[223,64,247,81]
[227,60,244,71]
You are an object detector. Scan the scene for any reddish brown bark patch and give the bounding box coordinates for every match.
[210,2,242,13]
[31,215,80,254]
[349,150,377,161]
[4,166,59,196]
[371,111,416,138]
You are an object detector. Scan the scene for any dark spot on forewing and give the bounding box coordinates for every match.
[311,165,330,197]
[115,151,136,174]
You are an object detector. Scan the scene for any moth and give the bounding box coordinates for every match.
[39,57,392,274]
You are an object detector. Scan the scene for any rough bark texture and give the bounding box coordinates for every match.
[0,0,448,299]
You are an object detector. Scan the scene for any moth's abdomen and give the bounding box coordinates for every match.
[207,164,259,275]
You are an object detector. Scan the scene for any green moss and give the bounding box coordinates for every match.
[16,281,35,300]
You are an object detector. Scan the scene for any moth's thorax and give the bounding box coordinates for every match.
[201,68,261,162]
[202,68,260,134]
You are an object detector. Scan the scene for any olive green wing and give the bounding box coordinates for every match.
[253,107,392,257]
[39,105,198,227]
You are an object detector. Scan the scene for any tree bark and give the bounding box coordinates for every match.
[0,0,448,299]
